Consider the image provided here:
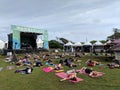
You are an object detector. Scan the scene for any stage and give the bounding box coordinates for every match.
[8,25,49,50]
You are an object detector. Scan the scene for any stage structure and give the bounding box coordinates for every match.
[10,25,49,50]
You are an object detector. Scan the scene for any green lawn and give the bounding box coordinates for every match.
[0,54,120,90]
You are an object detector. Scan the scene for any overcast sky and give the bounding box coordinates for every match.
[0,0,120,42]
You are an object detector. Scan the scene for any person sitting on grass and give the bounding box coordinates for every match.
[24,53,31,59]
[16,58,23,66]
[33,58,43,67]
[46,59,54,66]
[33,54,40,60]
[54,63,63,70]
[60,69,77,81]
[80,67,103,77]
[64,58,77,68]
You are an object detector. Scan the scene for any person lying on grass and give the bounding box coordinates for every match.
[107,63,120,69]
[86,59,101,66]
[60,69,77,81]
[4,56,13,62]
[14,66,33,74]
[80,67,104,77]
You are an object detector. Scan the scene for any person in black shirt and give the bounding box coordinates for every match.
[80,67,104,77]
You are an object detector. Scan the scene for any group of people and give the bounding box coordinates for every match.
[4,52,105,81]
[60,66,103,82]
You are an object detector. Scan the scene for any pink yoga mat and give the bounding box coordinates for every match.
[42,67,53,72]
[56,72,83,83]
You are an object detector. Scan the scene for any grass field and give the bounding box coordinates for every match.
[0,54,120,90]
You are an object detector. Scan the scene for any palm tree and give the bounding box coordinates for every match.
[80,42,85,45]
[99,40,107,45]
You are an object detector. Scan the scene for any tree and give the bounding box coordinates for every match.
[80,42,85,45]
[90,40,97,45]
[59,38,68,44]
[107,28,120,40]
[49,40,63,49]
[99,40,107,45]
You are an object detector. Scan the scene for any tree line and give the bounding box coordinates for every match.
[49,28,120,49]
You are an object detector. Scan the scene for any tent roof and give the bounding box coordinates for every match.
[64,42,73,46]
[106,40,112,44]
[84,42,91,45]
[73,42,82,46]
[95,41,103,45]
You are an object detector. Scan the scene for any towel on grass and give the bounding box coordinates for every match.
[54,69,64,73]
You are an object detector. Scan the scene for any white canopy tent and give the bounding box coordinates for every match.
[83,42,92,52]
[84,42,91,45]
[95,41,103,45]
[94,41,105,52]
[64,42,74,52]
[73,42,82,52]
[0,40,5,49]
